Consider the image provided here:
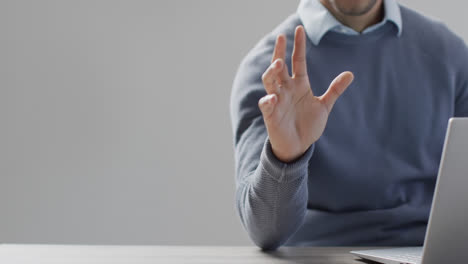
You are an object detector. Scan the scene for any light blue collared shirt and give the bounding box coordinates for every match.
[298,0,402,45]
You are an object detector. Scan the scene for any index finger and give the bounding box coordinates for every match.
[292,26,307,79]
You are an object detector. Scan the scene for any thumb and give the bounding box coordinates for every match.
[258,94,278,119]
[321,71,354,113]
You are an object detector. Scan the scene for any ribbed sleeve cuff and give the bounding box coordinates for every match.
[260,138,314,183]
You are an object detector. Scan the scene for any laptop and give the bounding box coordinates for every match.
[351,118,468,264]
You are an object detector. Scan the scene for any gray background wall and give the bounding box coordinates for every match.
[0,0,465,246]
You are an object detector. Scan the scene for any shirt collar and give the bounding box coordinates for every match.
[297,0,402,45]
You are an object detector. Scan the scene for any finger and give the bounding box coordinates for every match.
[321,71,354,113]
[262,60,283,94]
[275,59,291,86]
[292,26,308,79]
[258,94,278,119]
[272,34,287,63]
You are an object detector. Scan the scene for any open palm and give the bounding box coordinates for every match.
[259,26,354,163]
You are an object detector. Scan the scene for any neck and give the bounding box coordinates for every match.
[320,0,384,33]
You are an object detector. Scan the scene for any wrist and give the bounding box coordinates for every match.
[271,144,308,164]
[261,139,314,182]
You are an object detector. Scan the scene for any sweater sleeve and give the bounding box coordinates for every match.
[230,32,313,250]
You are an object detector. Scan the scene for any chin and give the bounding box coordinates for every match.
[330,0,378,16]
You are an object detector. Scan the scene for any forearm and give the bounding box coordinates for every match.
[236,139,313,250]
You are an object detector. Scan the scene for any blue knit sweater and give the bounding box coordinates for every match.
[230,5,468,250]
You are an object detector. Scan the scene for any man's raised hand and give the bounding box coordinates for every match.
[258,25,354,163]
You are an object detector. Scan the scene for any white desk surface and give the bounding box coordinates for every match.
[0,244,376,263]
